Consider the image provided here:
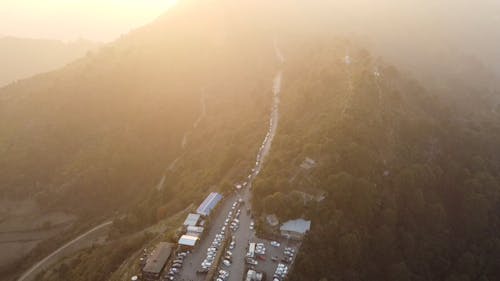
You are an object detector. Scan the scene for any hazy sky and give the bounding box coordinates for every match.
[0,0,177,42]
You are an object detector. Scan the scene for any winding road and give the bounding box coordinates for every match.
[17,221,112,281]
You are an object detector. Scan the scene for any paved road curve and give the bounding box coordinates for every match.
[17,221,112,281]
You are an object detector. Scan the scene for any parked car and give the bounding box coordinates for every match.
[197,268,209,274]
[270,241,281,247]
[245,258,258,265]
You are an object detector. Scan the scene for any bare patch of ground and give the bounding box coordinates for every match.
[0,199,76,271]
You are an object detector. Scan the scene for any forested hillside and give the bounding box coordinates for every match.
[252,39,500,281]
[2,1,500,281]
[1,2,279,278]
[0,1,275,216]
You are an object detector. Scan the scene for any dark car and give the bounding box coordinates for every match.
[197,268,209,274]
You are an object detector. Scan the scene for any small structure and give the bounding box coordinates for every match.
[186,225,204,234]
[178,234,199,248]
[280,219,311,240]
[185,232,201,239]
[183,213,201,227]
[196,192,223,217]
[142,242,172,281]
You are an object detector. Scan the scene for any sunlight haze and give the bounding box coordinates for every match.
[0,0,178,42]
[2,2,500,281]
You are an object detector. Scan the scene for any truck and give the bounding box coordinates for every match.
[246,242,256,258]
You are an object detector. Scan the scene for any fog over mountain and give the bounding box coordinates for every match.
[1,1,500,281]
[0,37,98,87]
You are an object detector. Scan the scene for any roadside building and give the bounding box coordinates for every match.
[185,232,201,239]
[142,242,173,281]
[280,219,311,240]
[183,213,201,227]
[186,225,204,234]
[178,234,199,249]
[185,226,204,239]
[196,192,223,217]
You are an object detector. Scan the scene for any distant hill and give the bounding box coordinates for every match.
[0,37,99,87]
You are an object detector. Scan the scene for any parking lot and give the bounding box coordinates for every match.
[160,173,303,281]
[250,238,299,281]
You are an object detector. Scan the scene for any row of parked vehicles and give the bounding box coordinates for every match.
[216,269,230,281]
[255,242,266,255]
[201,199,242,272]
[272,263,289,281]
[216,199,245,279]
[201,231,225,270]
[227,208,241,232]
[282,247,295,264]
[162,251,188,281]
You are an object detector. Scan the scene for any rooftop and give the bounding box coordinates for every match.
[142,242,172,274]
[186,225,204,233]
[178,234,199,246]
[183,213,201,226]
[196,192,222,216]
[280,219,311,234]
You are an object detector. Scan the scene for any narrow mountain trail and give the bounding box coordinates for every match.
[341,51,354,120]
[157,91,207,190]
[181,92,206,149]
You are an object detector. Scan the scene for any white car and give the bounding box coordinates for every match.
[270,241,281,247]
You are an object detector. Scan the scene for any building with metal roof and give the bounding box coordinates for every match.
[186,225,204,233]
[280,219,311,240]
[178,234,199,247]
[183,213,201,226]
[142,242,172,281]
[196,192,222,216]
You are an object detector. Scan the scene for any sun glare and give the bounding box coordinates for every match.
[0,0,180,41]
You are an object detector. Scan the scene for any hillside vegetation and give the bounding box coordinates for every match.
[1,1,500,281]
[1,2,277,278]
[0,1,275,217]
[253,39,500,281]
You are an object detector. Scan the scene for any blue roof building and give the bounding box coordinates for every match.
[196,192,222,216]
